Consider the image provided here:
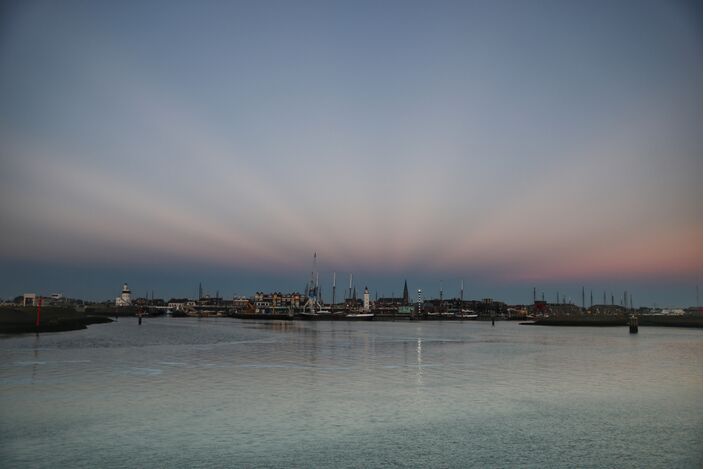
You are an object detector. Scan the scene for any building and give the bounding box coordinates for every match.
[232,296,252,311]
[253,292,301,313]
[375,281,411,308]
[22,293,37,306]
[115,283,132,306]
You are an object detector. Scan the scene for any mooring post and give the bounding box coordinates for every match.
[35,297,42,329]
[629,314,638,334]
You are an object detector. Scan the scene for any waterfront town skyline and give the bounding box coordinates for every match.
[0,1,701,307]
[4,267,700,309]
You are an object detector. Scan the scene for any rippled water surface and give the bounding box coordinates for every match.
[1,318,701,468]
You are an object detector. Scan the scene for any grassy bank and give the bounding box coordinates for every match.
[0,306,113,334]
[526,315,702,328]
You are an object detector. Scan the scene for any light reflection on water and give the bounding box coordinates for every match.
[0,318,701,468]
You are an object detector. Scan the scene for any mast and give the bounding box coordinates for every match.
[304,252,322,313]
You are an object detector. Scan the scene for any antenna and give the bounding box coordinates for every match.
[332,272,336,309]
[581,286,585,309]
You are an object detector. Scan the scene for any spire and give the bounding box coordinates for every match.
[402,280,409,305]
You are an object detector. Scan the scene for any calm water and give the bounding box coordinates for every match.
[0,318,701,468]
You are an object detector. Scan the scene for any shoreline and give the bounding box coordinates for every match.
[521,317,702,328]
[0,306,113,334]
[1,306,700,334]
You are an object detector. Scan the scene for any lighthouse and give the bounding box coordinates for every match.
[363,286,370,312]
[115,283,132,306]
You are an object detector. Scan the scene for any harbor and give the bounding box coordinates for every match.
[1,317,700,468]
[2,276,701,333]
[2,256,701,333]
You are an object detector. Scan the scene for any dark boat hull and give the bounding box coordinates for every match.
[296,313,374,321]
[232,313,294,320]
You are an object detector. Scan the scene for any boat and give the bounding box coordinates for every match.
[458,310,478,319]
[344,313,374,321]
[298,310,334,320]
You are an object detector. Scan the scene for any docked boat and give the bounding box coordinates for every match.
[345,313,374,321]
[458,310,478,319]
[298,310,334,320]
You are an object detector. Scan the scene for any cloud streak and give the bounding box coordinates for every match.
[0,0,700,303]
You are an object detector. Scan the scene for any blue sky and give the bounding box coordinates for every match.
[0,0,701,306]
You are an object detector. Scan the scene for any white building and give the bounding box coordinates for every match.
[363,286,370,312]
[115,283,132,306]
[23,293,37,306]
[168,301,186,311]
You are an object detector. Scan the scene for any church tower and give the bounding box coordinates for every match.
[402,280,409,305]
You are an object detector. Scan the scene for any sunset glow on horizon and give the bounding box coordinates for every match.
[0,0,700,305]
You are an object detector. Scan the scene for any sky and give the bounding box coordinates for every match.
[0,0,701,306]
